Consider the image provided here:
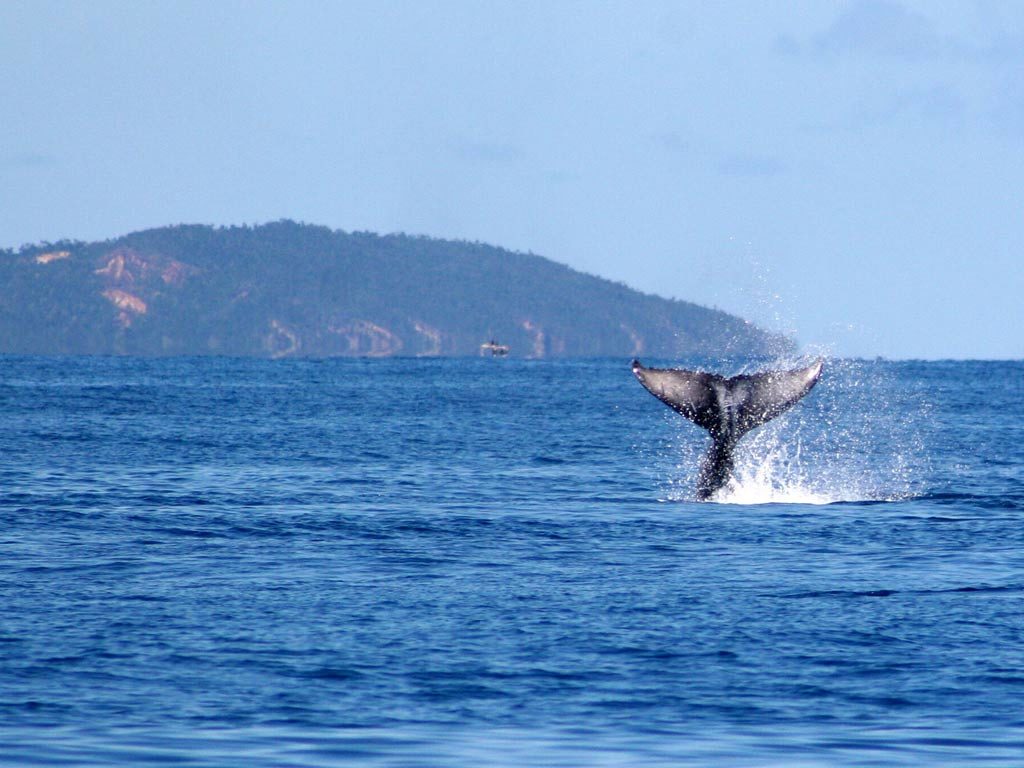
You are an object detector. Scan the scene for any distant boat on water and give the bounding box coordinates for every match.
[480,339,509,357]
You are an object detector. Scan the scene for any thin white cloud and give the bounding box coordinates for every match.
[781,0,1024,65]
[807,84,966,132]
[810,0,949,59]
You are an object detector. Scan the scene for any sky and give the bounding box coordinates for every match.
[2,0,1023,359]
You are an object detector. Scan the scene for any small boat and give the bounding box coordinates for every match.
[480,339,510,357]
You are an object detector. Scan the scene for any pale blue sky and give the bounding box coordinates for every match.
[2,1,1022,358]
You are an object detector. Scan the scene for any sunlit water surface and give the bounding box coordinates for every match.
[1,356,1023,766]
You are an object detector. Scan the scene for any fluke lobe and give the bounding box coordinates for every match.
[632,358,824,500]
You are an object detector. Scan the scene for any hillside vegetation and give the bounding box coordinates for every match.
[0,221,787,358]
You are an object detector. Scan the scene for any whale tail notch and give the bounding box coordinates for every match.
[631,358,823,499]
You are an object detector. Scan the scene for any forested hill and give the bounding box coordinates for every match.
[0,221,788,358]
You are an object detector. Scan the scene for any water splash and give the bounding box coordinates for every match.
[661,357,928,505]
[662,238,929,504]
[715,437,852,505]
[714,434,881,505]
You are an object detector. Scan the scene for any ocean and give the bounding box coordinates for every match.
[1,356,1023,766]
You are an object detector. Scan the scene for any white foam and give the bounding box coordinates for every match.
[711,436,873,505]
[714,479,840,506]
[657,358,926,506]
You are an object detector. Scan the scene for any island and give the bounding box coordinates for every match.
[0,221,788,358]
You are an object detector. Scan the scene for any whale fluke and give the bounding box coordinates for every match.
[632,358,823,500]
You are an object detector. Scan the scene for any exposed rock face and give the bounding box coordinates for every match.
[326,320,403,357]
[520,319,547,359]
[413,320,442,356]
[265,320,300,358]
[35,250,70,264]
[102,289,148,328]
[0,221,792,358]
[620,323,644,356]
[94,247,197,289]
[92,247,199,328]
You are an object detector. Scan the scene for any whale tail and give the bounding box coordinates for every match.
[632,358,823,499]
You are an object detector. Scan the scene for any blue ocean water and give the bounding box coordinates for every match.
[1,356,1023,766]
